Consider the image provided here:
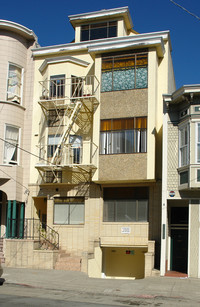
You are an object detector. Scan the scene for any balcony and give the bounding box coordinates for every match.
[38,75,100,110]
[35,141,98,174]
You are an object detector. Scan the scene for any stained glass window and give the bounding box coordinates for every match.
[101,52,148,92]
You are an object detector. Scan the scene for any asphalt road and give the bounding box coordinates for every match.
[0,283,197,306]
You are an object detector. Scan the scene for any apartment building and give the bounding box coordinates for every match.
[0,20,37,249]
[161,85,200,278]
[5,7,175,278]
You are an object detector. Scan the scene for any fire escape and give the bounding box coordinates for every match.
[35,75,100,184]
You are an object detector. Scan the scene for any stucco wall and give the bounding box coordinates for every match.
[99,154,147,181]
[100,89,148,119]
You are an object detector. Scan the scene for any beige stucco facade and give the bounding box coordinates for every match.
[2,7,176,279]
[0,20,37,241]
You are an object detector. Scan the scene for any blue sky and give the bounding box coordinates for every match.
[1,0,200,89]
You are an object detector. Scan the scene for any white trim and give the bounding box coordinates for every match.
[188,202,191,277]
[0,19,37,41]
[39,56,90,73]
[32,31,170,57]
[160,103,168,276]
[69,6,133,30]
[198,202,200,278]
[196,122,200,164]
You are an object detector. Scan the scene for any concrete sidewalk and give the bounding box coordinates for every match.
[1,267,200,302]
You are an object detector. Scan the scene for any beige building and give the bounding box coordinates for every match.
[0,20,37,255]
[4,7,176,278]
[161,85,200,278]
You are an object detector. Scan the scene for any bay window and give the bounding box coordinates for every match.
[4,125,19,164]
[7,63,23,104]
[100,117,147,154]
[196,123,200,163]
[101,51,148,92]
[179,124,189,167]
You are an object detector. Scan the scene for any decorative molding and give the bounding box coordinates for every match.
[39,56,90,73]
[0,19,37,41]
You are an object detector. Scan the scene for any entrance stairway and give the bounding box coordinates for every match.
[55,250,81,271]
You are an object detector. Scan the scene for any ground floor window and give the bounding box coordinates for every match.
[103,187,148,222]
[54,197,84,225]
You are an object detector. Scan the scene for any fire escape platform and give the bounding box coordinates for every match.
[35,163,97,173]
[38,96,99,111]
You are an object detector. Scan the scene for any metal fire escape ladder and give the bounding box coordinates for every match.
[50,101,82,165]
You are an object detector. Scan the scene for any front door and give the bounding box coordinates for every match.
[171,228,188,273]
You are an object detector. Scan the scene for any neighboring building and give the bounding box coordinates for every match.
[161,85,200,278]
[0,21,37,245]
[4,7,175,279]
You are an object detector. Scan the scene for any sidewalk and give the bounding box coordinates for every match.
[1,267,200,302]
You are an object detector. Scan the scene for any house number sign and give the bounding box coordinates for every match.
[121,227,131,234]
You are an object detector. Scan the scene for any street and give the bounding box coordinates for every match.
[0,282,198,306]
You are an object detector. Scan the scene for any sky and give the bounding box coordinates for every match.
[1,0,200,89]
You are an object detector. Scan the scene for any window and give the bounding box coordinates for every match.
[81,21,117,41]
[54,197,84,225]
[47,135,61,158]
[196,123,200,163]
[101,52,148,92]
[50,75,65,98]
[100,117,147,154]
[69,135,82,164]
[180,171,189,185]
[104,199,148,222]
[7,63,23,104]
[4,125,19,164]
[103,187,148,222]
[71,76,83,100]
[45,171,62,183]
[197,169,200,182]
[47,109,65,127]
[179,124,189,167]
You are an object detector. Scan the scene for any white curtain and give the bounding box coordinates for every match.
[7,64,21,101]
[4,126,19,163]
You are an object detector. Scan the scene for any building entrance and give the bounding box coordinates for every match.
[170,206,188,273]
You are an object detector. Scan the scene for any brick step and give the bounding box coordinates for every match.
[55,251,81,271]
[55,261,81,271]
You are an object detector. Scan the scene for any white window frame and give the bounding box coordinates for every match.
[179,123,189,167]
[3,124,20,165]
[6,62,24,105]
[196,122,200,163]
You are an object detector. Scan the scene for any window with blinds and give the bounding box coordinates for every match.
[100,117,147,154]
[103,187,148,222]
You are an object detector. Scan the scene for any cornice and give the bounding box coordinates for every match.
[32,31,170,58]
[0,19,38,42]
[39,55,90,73]
[68,7,133,30]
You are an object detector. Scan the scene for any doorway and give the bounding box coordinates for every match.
[170,206,188,273]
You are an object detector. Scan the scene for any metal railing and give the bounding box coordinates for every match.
[39,75,100,102]
[7,218,59,250]
[37,141,98,167]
